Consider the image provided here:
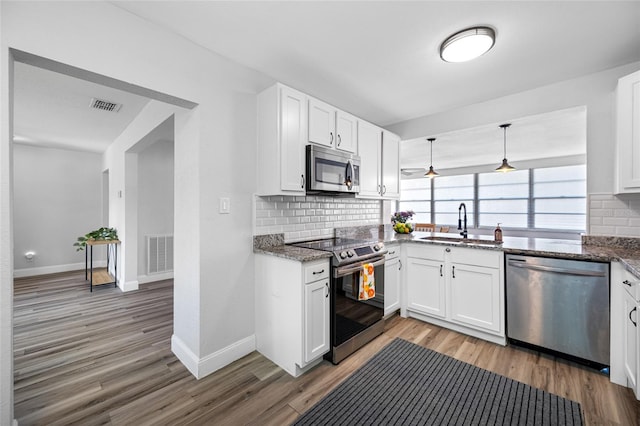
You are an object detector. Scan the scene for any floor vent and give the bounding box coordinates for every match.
[147,234,174,275]
[90,97,122,112]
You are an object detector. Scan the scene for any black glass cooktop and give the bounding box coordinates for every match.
[290,237,375,253]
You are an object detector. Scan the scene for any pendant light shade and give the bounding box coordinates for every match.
[440,27,496,63]
[424,138,439,178]
[495,123,516,173]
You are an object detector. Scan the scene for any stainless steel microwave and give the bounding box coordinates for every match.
[306,144,360,194]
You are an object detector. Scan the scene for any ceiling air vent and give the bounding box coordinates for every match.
[90,98,122,113]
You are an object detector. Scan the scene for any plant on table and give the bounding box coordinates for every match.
[73,227,118,251]
[391,210,415,234]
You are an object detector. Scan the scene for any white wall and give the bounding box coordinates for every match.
[388,62,640,195]
[388,62,640,237]
[12,144,103,275]
[137,139,174,278]
[1,2,272,420]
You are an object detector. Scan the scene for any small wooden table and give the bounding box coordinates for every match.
[85,239,120,292]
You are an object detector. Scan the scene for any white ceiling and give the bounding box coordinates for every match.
[113,1,640,126]
[13,62,151,153]
[12,1,640,165]
[400,106,587,174]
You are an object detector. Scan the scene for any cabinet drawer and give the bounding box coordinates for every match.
[405,244,445,261]
[619,267,640,301]
[450,247,501,268]
[304,260,330,283]
[385,244,400,260]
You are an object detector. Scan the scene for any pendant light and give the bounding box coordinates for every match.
[440,27,496,63]
[424,137,439,178]
[495,123,516,173]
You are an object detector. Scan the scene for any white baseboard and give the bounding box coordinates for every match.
[121,280,139,292]
[171,334,256,380]
[13,261,106,278]
[138,271,174,284]
[171,334,199,378]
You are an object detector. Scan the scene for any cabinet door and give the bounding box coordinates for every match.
[308,98,336,148]
[449,262,501,333]
[406,257,446,318]
[303,279,330,363]
[336,111,357,153]
[357,120,382,198]
[384,256,401,315]
[624,291,638,395]
[381,131,400,199]
[616,70,640,193]
[280,86,307,192]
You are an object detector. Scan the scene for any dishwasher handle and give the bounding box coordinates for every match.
[507,260,607,277]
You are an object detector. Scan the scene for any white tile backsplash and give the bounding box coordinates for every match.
[588,193,640,236]
[255,195,382,242]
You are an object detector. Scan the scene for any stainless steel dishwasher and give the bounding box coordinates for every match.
[506,254,610,368]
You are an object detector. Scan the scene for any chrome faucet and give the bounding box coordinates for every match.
[458,203,468,239]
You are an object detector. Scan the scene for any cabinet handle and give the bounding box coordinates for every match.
[445,248,451,253]
[377,184,381,194]
[388,250,395,255]
[452,265,456,278]
[325,282,329,298]
[382,185,386,195]
[623,280,632,286]
[337,134,342,146]
[440,265,443,277]
[301,174,304,189]
[313,269,325,275]
[329,132,334,144]
[630,306,637,327]
[398,260,402,270]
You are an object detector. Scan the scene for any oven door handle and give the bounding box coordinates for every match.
[335,257,385,278]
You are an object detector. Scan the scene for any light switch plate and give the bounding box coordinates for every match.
[219,197,230,214]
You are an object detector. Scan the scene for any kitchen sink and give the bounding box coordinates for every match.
[420,236,503,246]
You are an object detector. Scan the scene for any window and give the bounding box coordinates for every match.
[433,175,474,226]
[398,179,431,223]
[398,164,586,232]
[533,165,586,230]
[478,170,529,228]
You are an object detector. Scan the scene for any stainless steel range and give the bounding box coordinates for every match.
[291,238,387,364]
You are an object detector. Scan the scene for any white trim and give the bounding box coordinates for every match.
[13,261,106,278]
[171,334,199,378]
[137,271,173,284]
[121,280,139,292]
[171,334,256,380]
[197,335,255,379]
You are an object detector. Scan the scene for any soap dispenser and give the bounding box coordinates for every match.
[494,223,503,242]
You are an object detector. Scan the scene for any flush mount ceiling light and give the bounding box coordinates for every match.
[440,26,495,63]
[424,137,439,179]
[495,123,516,173]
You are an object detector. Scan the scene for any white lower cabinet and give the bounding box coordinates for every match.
[403,244,505,345]
[304,278,330,363]
[613,262,640,398]
[449,262,501,333]
[406,257,446,318]
[255,255,330,377]
[383,244,401,315]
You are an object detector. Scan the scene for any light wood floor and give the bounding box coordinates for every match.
[14,271,640,425]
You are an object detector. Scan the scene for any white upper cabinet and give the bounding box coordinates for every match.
[357,120,383,198]
[615,69,640,194]
[357,122,400,200]
[308,98,357,153]
[308,98,336,148]
[257,83,307,196]
[336,111,357,153]
[382,131,400,199]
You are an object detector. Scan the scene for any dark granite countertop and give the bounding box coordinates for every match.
[253,230,640,278]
